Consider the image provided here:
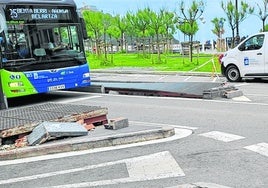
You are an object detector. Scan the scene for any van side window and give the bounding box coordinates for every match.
[241,34,264,51]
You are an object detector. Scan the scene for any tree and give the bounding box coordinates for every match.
[161,10,177,53]
[178,20,199,38]
[255,0,268,32]
[126,9,150,56]
[221,0,254,47]
[211,17,225,51]
[82,10,104,56]
[102,13,113,62]
[211,17,225,38]
[107,24,120,53]
[177,0,204,63]
[146,8,166,63]
[114,15,128,52]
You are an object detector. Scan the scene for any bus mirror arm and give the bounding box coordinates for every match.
[80,18,88,40]
[0,36,8,109]
[0,37,3,67]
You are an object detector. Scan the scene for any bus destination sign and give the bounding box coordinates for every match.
[7,8,71,21]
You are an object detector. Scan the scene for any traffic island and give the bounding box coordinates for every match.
[0,122,175,160]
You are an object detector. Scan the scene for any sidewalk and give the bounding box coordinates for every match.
[91,68,221,77]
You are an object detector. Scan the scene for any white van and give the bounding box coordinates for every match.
[220,32,268,82]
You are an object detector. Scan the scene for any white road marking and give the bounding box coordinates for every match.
[193,182,233,188]
[232,96,251,102]
[212,77,218,82]
[244,143,268,157]
[0,151,184,187]
[247,93,268,97]
[130,121,198,130]
[126,151,184,178]
[199,131,245,142]
[167,182,232,188]
[184,76,192,81]
[234,83,250,87]
[0,126,192,167]
[159,75,168,80]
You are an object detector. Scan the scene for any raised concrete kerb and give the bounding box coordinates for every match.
[0,125,177,160]
[91,69,219,77]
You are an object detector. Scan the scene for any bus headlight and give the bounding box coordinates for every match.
[9,82,24,87]
[83,72,90,78]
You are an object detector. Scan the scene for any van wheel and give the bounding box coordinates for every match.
[226,65,241,82]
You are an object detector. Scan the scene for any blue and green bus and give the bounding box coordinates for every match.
[0,0,90,98]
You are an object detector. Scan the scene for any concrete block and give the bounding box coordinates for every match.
[104,117,129,130]
[27,121,88,146]
[224,90,243,99]
[203,88,221,99]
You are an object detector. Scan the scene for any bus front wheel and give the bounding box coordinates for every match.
[226,65,241,82]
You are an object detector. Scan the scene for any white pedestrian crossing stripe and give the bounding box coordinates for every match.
[0,151,185,187]
[199,131,245,142]
[167,182,233,188]
[244,143,268,157]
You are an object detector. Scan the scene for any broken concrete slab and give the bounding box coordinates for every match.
[203,85,242,99]
[27,121,88,146]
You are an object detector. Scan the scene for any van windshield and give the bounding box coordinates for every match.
[239,34,264,51]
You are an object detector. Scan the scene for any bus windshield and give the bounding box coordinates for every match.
[0,4,86,72]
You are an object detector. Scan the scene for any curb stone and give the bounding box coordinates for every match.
[0,125,175,160]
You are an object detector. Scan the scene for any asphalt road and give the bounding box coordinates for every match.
[2,73,268,188]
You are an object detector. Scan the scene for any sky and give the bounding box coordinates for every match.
[74,0,265,43]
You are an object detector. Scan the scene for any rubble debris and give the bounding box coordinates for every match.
[0,103,108,144]
[76,119,96,131]
[104,117,129,130]
[0,144,15,151]
[27,121,88,146]
[15,135,28,148]
[203,85,243,99]
[84,124,95,131]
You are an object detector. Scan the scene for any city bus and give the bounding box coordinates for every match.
[0,0,90,98]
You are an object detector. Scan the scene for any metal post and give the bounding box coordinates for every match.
[0,37,8,110]
[235,0,240,45]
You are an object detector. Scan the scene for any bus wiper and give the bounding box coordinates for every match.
[3,58,37,67]
[52,52,85,65]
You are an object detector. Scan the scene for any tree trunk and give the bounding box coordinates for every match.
[156,33,161,62]
[189,35,193,63]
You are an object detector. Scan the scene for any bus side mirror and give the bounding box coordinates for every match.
[0,37,3,64]
[80,18,88,40]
